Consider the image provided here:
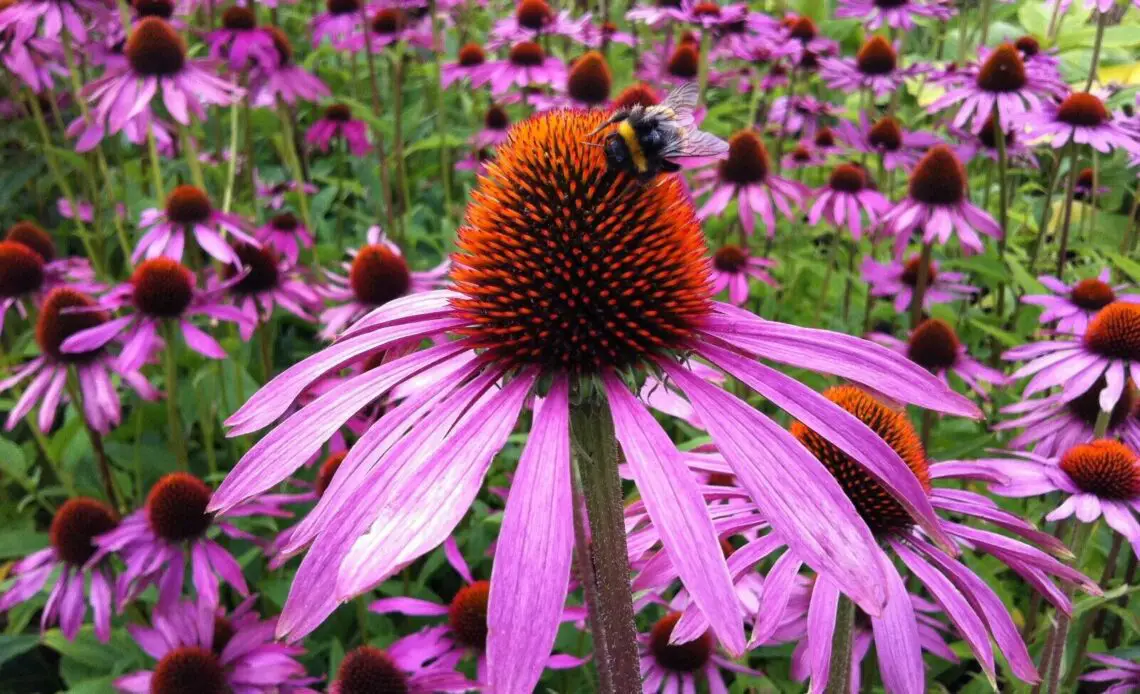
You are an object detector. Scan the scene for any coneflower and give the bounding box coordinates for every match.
[306,103,371,157]
[834,0,953,30]
[330,638,475,693]
[819,35,923,97]
[872,318,1007,397]
[134,185,258,266]
[930,43,1061,133]
[1023,268,1139,335]
[836,113,941,172]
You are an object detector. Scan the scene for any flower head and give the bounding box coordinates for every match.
[807,163,890,240]
[834,0,953,30]
[250,27,329,106]
[997,376,1140,456]
[930,43,1060,132]
[480,40,566,94]
[872,318,1006,397]
[330,636,474,694]
[1019,91,1140,155]
[205,6,277,71]
[255,212,315,264]
[709,245,777,304]
[862,254,977,314]
[218,242,319,339]
[820,35,923,97]
[639,610,760,691]
[135,185,259,265]
[1023,268,1139,335]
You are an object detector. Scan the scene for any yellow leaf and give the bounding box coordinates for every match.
[1098,62,1140,86]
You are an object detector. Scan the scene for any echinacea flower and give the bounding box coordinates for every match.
[0,498,118,641]
[480,40,566,95]
[1005,301,1140,411]
[807,163,890,240]
[996,376,1140,456]
[256,177,318,210]
[0,22,63,93]
[872,318,1006,397]
[311,0,364,48]
[981,440,1140,557]
[205,6,277,71]
[134,185,259,265]
[671,0,748,28]
[709,244,777,304]
[695,130,809,237]
[955,115,1039,168]
[346,7,433,52]
[218,243,319,340]
[1023,269,1139,335]
[563,50,612,107]
[442,42,487,86]
[781,143,825,170]
[330,635,477,694]
[75,18,241,149]
[0,0,102,42]
[626,0,686,28]
[58,257,248,371]
[114,597,316,694]
[881,144,1002,257]
[1074,166,1111,201]
[819,35,923,98]
[862,254,977,314]
[1,288,157,433]
[250,28,329,106]
[255,213,315,265]
[578,19,636,48]
[764,94,836,137]
[836,113,940,172]
[487,0,586,47]
[771,15,836,64]
[1018,91,1140,155]
[0,222,99,334]
[210,109,979,694]
[307,103,371,156]
[1081,653,1140,693]
[317,226,447,338]
[471,104,512,148]
[638,41,706,85]
[639,611,761,692]
[930,43,1057,133]
[834,0,953,30]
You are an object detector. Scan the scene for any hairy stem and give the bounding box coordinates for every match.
[824,594,856,694]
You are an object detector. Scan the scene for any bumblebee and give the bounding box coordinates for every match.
[588,83,728,179]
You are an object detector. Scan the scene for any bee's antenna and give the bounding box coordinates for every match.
[580,141,603,149]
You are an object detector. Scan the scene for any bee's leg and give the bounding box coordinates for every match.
[660,160,682,173]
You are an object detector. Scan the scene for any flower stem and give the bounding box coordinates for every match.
[697,30,711,103]
[222,102,240,214]
[570,467,612,693]
[908,241,933,328]
[773,69,797,174]
[813,233,840,326]
[429,0,452,223]
[977,0,992,47]
[1085,12,1107,91]
[258,321,274,383]
[1066,532,1122,689]
[824,594,856,694]
[180,123,206,190]
[1037,520,1096,694]
[275,102,312,229]
[162,322,190,471]
[391,46,411,240]
[146,120,165,200]
[1054,138,1080,278]
[1028,151,1065,271]
[360,8,397,233]
[65,370,121,510]
[570,399,639,694]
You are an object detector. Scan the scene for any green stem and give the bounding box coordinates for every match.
[275,102,312,229]
[977,0,992,47]
[773,69,797,174]
[1028,151,1065,271]
[162,322,190,471]
[571,399,639,694]
[391,46,411,240]
[1054,138,1080,278]
[429,0,452,223]
[146,120,165,200]
[1039,521,1096,694]
[813,234,840,326]
[1067,533,1123,689]
[824,594,856,694]
[258,321,273,383]
[65,371,121,509]
[909,241,933,328]
[222,102,240,214]
[697,30,711,104]
[181,123,206,190]
[1085,12,1107,91]
[359,8,396,232]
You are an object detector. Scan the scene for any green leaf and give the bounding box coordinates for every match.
[0,633,39,667]
[402,134,466,157]
[967,318,1021,348]
[1005,257,1045,295]
[1109,252,1140,284]
[0,527,49,559]
[64,675,117,694]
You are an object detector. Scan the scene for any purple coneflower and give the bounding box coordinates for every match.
[881,144,1002,257]
[872,318,1006,397]
[637,41,712,86]
[820,35,923,98]
[455,147,493,175]
[1023,268,1139,335]
[640,611,761,692]
[330,632,477,693]
[0,0,102,41]
[250,28,329,106]
[0,23,62,93]
[930,43,1056,132]
[208,110,978,693]
[1075,166,1111,201]
[442,42,488,86]
[307,103,371,156]
[2,288,157,433]
[0,498,118,641]
[114,597,316,694]
[671,0,748,28]
[781,142,825,170]
[77,18,241,147]
[1005,302,1140,410]
[709,245,777,305]
[488,0,587,47]
[862,254,977,314]
[218,243,319,340]
[996,377,1140,456]
[834,0,953,30]
[481,40,566,95]
[135,185,258,265]
[955,115,1039,168]
[255,212,315,265]
[471,104,511,149]
[317,226,447,338]
[1081,653,1140,693]
[764,93,836,137]
[578,19,636,48]
[256,177,318,209]
[311,0,364,48]
[695,130,809,237]
[1018,91,1140,155]
[346,6,433,52]
[58,257,248,371]
[836,113,940,172]
[0,222,99,334]
[808,163,890,240]
[205,6,277,71]
[626,0,685,27]
[772,15,836,64]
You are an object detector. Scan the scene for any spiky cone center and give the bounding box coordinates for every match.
[450,110,712,373]
[908,145,966,206]
[718,130,770,185]
[349,244,411,307]
[788,16,817,41]
[613,83,660,109]
[6,221,55,261]
[792,386,930,536]
[975,44,1027,93]
[316,451,347,497]
[133,0,174,20]
[712,245,748,273]
[1060,440,1140,500]
[132,257,195,318]
[165,185,212,225]
[326,0,360,15]
[457,42,485,67]
[371,8,407,34]
[1085,303,1140,361]
[50,498,118,566]
[868,116,903,151]
[37,288,109,363]
[221,5,255,29]
[900,255,937,287]
[268,26,293,65]
[813,127,836,149]
[667,44,700,79]
[1070,278,1116,310]
[146,472,213,543]
[1067,376,1136,431]
[0,241,45,299]
[828,163,866,193]
[448,580,489,650]
[649,612,714,672]
[977,116,1014,150]
[1015,35,1040,56]
[151,646,226,694]
[856,36,896,75]
[484,104,509,131]
[509,41,545,67]
[1056,92,1109,127]
[567,51,612,105]
[516,0,552,29]
[225,244,280,295]
[335,646,410,694]
[907,318,960,371]
[692,1,721,16]
[126,17,186,77]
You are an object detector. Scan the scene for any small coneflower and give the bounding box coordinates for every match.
[481,40,566,95]
[76,18,240,147]
[205,5,276,71]
[931,42,1059,132]
[834,0,953,29]
[1019,91,1140,155]
[836,113,940,172]
[0,498,118,641]
[612,82,662,109]
[773,14,836,63]
[881,144,1002,256]
[218,242,319,339]
[347,6,432,52]
[780,142,825,169]
[0,0,102,42]
[695,130,809,237]
[808,163,890,240]
[311,0,363,48]
[1,288,157,433]
[114,597,315,693]
[862,254,977,314]
[442,41,487,86]
[0,222,98,332]
[487,0,587,48]
[135,184,258,265]
[211,110,978,694]
[1023,268,1139,335]
[566,50,611,106]
[873,318,1006,397]
[955,114,1039,168]
[255,212,315,264]
[1080,654,1140,692]
[317,226,448,338]
[250,27,329,106]
[255,177,318,210]
[626,0,686,27]
[639,611,760,692]
[638,41,707,85]
[997,376,1140,456]
[471,103,511,149]
[60,257,249,371]
[579,19,636,48]
[330,637,476,693]
[709,244,777,304]
[0,23,61,93]
[820,35,922,97]
[765,94,836,137]
[306,102,370,156]
[672,0,749,28]
[1074,166,1111,200]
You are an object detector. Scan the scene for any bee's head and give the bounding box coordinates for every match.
[603,132,630,169]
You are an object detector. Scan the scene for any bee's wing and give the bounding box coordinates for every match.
[659,82,700,129]
[660,129,730,161]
